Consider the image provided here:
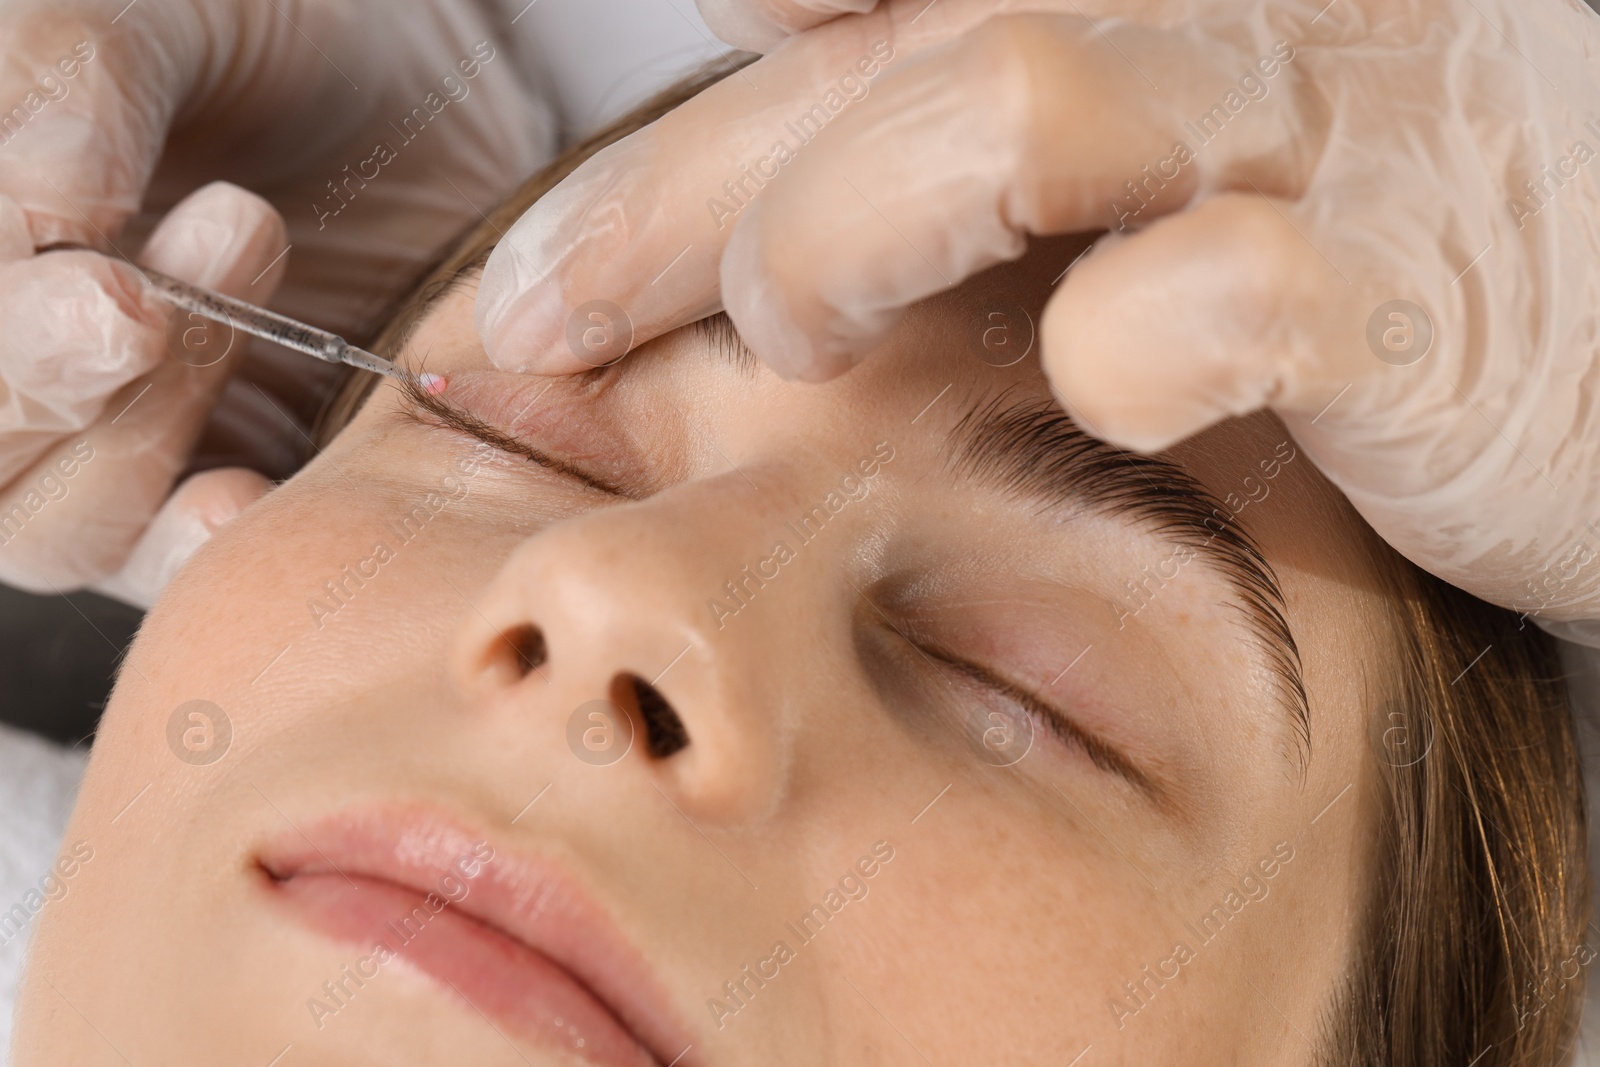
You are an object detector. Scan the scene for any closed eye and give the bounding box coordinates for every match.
[916,641,1155,796]
[395,375,635,498]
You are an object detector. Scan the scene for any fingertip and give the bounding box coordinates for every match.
[695,0,878,49]
[475,246,572,373]
[721,215,833,381]
[1039,281,1202,453]
[181,466,276,531]
[19,212,121,256]
[1041,195,1349,453]
[0,196,30,263]
[718,156,919,384]
[139,182,290,296]
[695,0,788,51]
[722,240,872,383]
[95,467,275,609]
[753,329,863,382]
[478,287,578,374]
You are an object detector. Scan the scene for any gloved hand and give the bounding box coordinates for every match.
[0,182,286,607]
[693,0,879,51]
[0,0,553,604]
[1,0,553,337]
[476,0,1600,632]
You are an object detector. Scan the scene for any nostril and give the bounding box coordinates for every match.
[627,675,689,758]
[498,624,547,679]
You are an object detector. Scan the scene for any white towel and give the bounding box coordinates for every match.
[0,723,84,1064]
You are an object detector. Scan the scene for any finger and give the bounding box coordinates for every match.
[0,249,167,477]
[0,11,173,247]
[0,194,29,261]
[695,0,881,52]
[0,182,288,591]
[92,466,273,609]
[1039,192,1385,453]
[478,0,1059,373]
[723,12,1321,379]
[478,0,1321,376]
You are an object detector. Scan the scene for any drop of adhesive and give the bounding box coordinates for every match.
[418,372,447,396]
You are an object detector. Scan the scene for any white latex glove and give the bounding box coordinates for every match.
[0,182,286,607]
[476,0,1600,631]
[2,0,553,337]
[694,0,880,51]
[0,0,553,603]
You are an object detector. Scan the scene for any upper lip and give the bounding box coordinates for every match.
[256,802,696,1065]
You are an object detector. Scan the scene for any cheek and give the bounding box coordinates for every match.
[852,798,1165,1055]
[81,461,522,821]
[128,472,403,697]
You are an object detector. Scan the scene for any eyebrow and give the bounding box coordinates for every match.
[946,388,1311,769]
[385,290,1306,760]
[680,314,1309,765]
[383,301,753,496]
[692,313,762,374]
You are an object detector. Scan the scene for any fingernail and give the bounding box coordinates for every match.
[761,335,822,380]
[722,270,836,381]
[142,184,279,290]
[144,218,240,289]
[99,506,213,611]
[484,284,571,372]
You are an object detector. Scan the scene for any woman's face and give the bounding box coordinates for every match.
[15,241,1389,1066]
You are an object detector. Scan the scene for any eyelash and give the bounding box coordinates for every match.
[397,381,1141,789]
[395,383,629,497]
[913,641,1147,788]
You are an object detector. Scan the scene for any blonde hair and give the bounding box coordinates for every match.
[1321,541,1588,1065]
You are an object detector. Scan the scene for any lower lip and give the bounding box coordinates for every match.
[273,873,656,1066]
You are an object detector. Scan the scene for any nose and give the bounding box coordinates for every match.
[449,474,812,823]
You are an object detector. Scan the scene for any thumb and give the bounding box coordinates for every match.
[695,0,879,51]
[137,180,290,296]
[92,466,273,609]
[1041,193,1377,453]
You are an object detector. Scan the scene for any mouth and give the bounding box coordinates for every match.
[255,804,693,1066]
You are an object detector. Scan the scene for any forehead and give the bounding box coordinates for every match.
[383,241,1365,558]
[407,270,1052,401]
[371,248,1390,722]
[379,241,1119,487]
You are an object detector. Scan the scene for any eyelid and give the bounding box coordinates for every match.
[917,641,1154,794]
[395,379,635,498]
